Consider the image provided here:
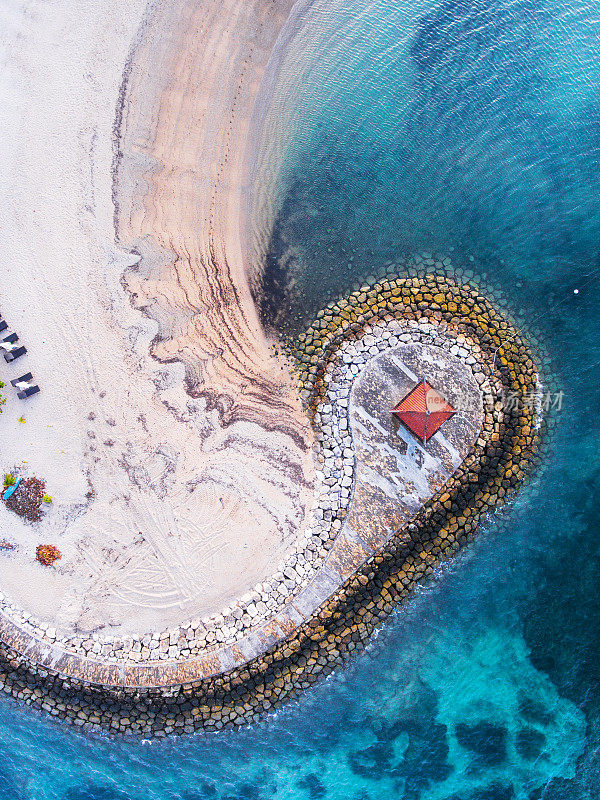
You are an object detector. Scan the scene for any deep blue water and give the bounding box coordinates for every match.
[4,0,600,797]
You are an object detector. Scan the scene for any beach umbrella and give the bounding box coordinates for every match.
[391,379,456,445]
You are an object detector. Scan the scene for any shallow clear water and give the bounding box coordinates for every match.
[4,0,600,797]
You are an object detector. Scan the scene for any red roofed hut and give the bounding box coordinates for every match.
[391,379,456,445]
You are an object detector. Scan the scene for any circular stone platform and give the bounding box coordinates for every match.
[0,268,545,735]
[347,343,483,551]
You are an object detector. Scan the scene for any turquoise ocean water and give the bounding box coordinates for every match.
[4,0,600,796]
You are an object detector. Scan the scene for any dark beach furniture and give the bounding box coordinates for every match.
[0,334,27,363]
[3,346,26,363]
[11,372,39,399]
[1,333,19,363]
[10,372,33,388]
[17,386,40,399]
[0,321,7,334]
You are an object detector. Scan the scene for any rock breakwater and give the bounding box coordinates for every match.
[0,265,546,735]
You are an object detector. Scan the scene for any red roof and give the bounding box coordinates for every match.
[391,379,456,444]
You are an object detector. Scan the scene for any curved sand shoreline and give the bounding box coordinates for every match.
[0,269,545,735]
[115,0,312,437]
[0,0,313,639]
[0,0,546,738]
[110,0,317,621]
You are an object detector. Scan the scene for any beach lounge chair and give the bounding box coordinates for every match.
[10,372,33,388]
[5,347,26,363]
[0,322,7,334]
[3,346,26,363]
[17,386,40,399]
[0,334,18,363]
[0,335,27,363]
[11,372,39,398]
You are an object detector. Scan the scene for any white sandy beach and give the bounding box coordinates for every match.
[0,0,314,638]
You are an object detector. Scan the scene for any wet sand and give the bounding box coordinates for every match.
[0,0,313,639]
